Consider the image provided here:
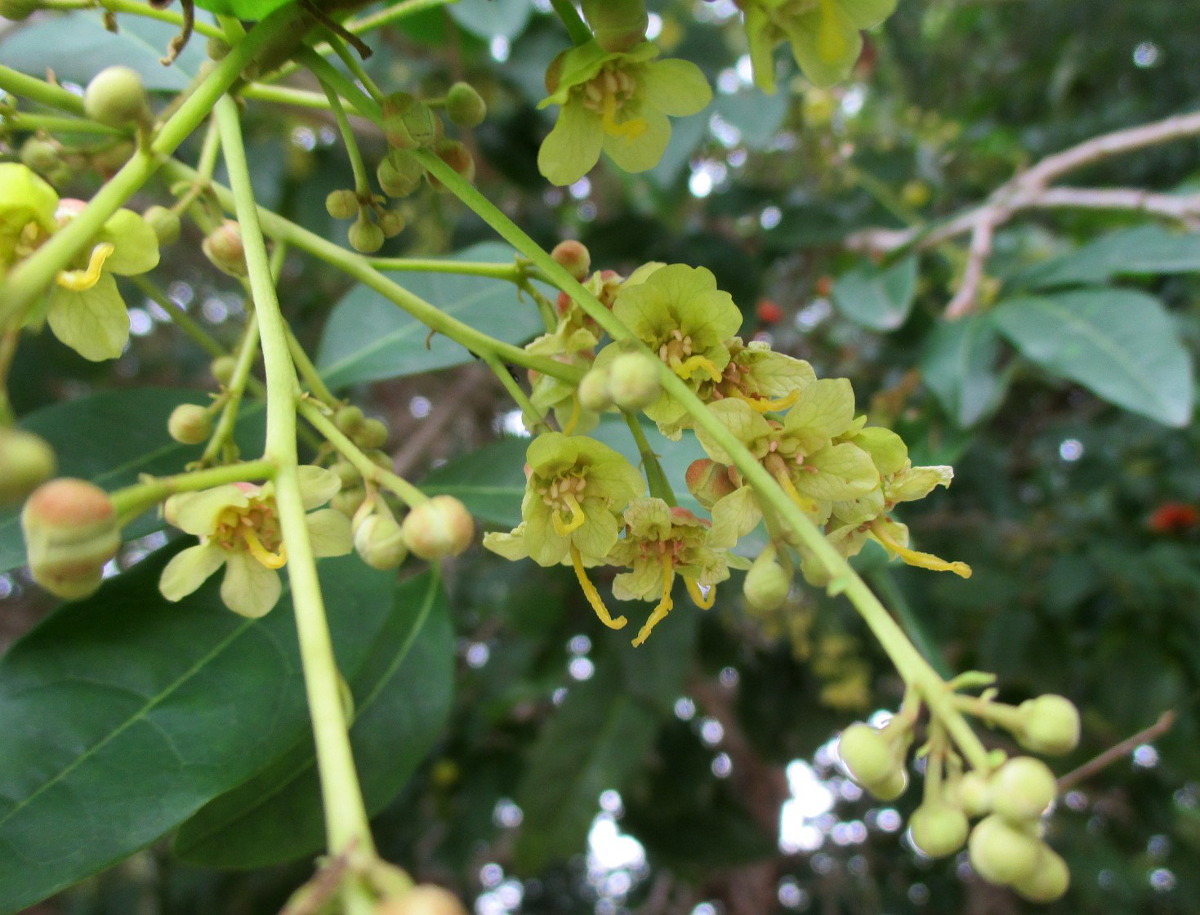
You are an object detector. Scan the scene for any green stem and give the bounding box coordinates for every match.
[41,0,225,38]
[240,84,346,111]
[624,414,675,505]
[110,457,277,522]
[0,65,86,115]
[365,258,526,282]
[343,0,456,35]
[550,0,594,45]
[288,325,338,406]
[323,30,384,103]
[479,350,547,431]
[415,148,994,774]
[317,75,372,197]
[215,96,375,857]
[201,312,261,466]
[866,568,950,679]
[4,114,125,135]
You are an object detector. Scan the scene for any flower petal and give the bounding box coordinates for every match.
[538,101,604,187]
[220,553,282,618]
[46,273,129,362]
[306,508,353,557]
[640,58,712,117]
[99,209,160,275]
[296,465,341,510]
[159,542,226,602]
[167,484,249,536]
[602,107,670,174]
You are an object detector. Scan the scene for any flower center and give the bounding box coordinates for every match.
[540,473,589,536]
[581,66,647,141]
[212,498,287,568]
[659,328,722,381]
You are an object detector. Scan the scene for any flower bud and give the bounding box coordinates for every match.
[377,149,425,198]
[445,81,487,128]
[378,209,407,238]
[331,460,360,489]
[402,495,474,560]
[0,0,39,21]
[868,764,909,801]
[1012,845,1070,903]
[167,403,212,445]
[22,478,120,599]
[143,205,181,245]
[84,65,151,129]
[19,137,61,174]
[990,756,1057,824]
[581,0,648,52]
[836,722,899,787]
[1016,694,1081,756]
[382,92,439,149]
[968,815,1041,887]
[577,367,613,413]
[211,355,237,385]
[743,555,790,612]
[551,240,591,281]
[202,220,248,276]
[325,189,359,220]
[332,486,366,516]
[685,458,737,509]
[335,405,365,434]
[0,427,56,504]
[348,213,385,253]
[607,352,660,410]
[953,769,992,818]
[908,802,969,858]
[427,139,475,189]
[376,885,468,915]
[354,513,409,570]
[353,417,389,450]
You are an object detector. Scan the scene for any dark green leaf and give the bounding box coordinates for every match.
[447,0,533,40]
[0,551,394,914]
[1015,225,1200,290]
[193,0,293,20]
[513,659,659,873]
[920,315,1008,427]
[174,571,454,867]
[315,243,545,389]
[993,289,1194,426]
[0,11,206,90]
[422,437,529,528]
[831,256,918,331]
[1,389,265,574]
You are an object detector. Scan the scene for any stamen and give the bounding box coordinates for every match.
[775,469,823,519]
[672,354,723,382]
[742,389,801,413]
[870,523,972,579]
[551,491,587,536]
[242,527,287,569]
[632,556,675,646]
[570,544,628,630]
[601,93,647,141]
[55,242,115,292]
[685,576,715,610]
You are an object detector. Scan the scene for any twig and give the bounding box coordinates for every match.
[1056,709,1176,793]
[945,209,1001,319]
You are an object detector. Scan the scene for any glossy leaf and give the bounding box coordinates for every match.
[0,551,394,914]
[447,0,534,40]
[993,289,1194,427]
[920,315,1008,427]
[316,243,545,389]
[1,389,265,575]
[174,571,454,867]
[422,437,529,528]
[831,256,918,330]
[193,0,292,19]
[1016,225,1200,290]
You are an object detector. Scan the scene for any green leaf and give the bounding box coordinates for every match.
[193,0,292,19]
[920,315,1008,427]
[0,551,393,914]
[422,437,529,528]
[712,90,789,149]
[831,256,917,330]
[173,571,454,867]
[1015,225,1200,290]
[513,658,659,873]
[993,289,1194,426]
[316,243,545,389]
[447,0,533,40]
[1,389,265,574]
[0,11,206,90]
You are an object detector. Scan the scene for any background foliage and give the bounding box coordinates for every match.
[2,0,1199,913]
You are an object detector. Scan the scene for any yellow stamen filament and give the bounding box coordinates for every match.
[55,242,115,291]
[685,576,715,610]
[870,524,972,579]
[551,492,587,537]
[570,544,628,630]
[775,469,823,520]
[742,389,801,413]
[562,393,583,435]
[672,354,722,382]
[602,93,647,141]
[242,527,287,569]
[632,555,675,647]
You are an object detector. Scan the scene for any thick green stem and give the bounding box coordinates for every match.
[4,114,124,135]
[624,414,675,506]
[111,458,277,522]
[0,65,86,114]
[215,96,375,857]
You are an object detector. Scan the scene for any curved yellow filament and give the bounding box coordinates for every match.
[55,242,115,292]
[775,469,823,520]
[242,527,287,569]
[742,388,801,413]
[602,93,647,141]
[632,555,675,647]
[685,576,715,610]
[870,523,972,579]
[672,354,722,382]
[570,544,628,630]
[551,492,587,537]
[562,394,583,435]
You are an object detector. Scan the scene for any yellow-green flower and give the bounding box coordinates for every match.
[0,162,58,270]
[537,40,711,186]
[159,466,352,618]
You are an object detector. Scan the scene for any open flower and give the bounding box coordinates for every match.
[0,162,58,270]
[537,40,711,186]
[159,466,352,618]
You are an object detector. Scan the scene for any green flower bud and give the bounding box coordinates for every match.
[330,460,360,489]
[908,802,969,858]
[211,355,237,385]
[325,189,359,220]
[990,756,1057,824]
[953,770,992,818]
[837,722,899,787]
[335,405,365,434]
[427,139,475,190]
[0,427,56,504]
[382,92,439,150]
[143,205,181,246]
[332,486,366,517]
[577,367,613,413]
[968,814,1041,887]
[22,478,120,600]
[1012,845,1070,904]
[377,149,425,198]
[685,458,737,509]
[167,403,212,445]
[378,209,406,238]
[550,240,591,281]
[607,351,661,410]
[0,0,40,21]
[20,137,61,174]
[402,495,474,560]
[581,0,648,52]
[445,81,487,128]
[354,513,409,570]
[867,764,909,801]
[83,65,151,129]
[348,213,384,253]
[743,555,791,612]
[1016,694,1081,756]
[353,417,389,450]
[376,885,469,915]
[202,220,248,276]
